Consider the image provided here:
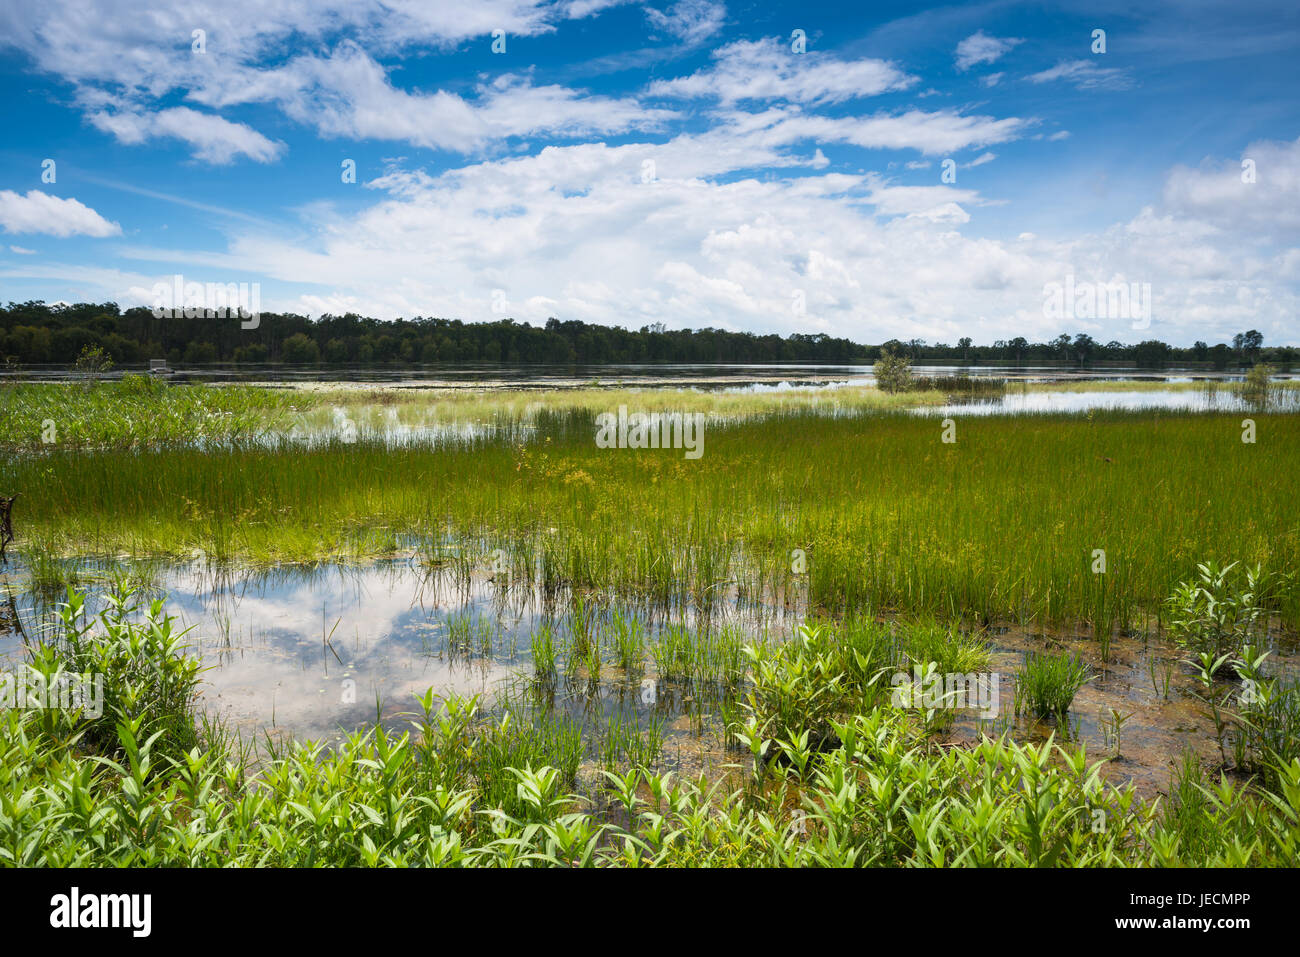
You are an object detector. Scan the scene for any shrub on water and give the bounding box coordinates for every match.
[1240,362,1273,407]
[873,348,913,393]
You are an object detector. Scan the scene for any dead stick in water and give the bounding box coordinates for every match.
[0,494,17,562]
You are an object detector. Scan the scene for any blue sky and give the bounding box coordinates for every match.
[0,0,1297,346]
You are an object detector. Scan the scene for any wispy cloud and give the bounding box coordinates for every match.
[648,37,915,104]
[1027,59,1133,91]
[644,0,727,44]
[955,30,1023,71]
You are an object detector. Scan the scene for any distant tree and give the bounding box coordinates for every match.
[1072,333,1096,366]
[233,343,269,363]
[183,341,218,364]
[1134,339,1171,369]
[281,333,320,364]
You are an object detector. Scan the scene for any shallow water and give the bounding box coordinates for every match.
[10,362,1288,391]
[267,384,1299,449]
[0,559,793,781]
[3,557,1295,795]
[918,386,1300,417]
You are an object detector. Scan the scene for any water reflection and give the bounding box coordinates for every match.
[917,386,1300,417]
[1,558,1295,794]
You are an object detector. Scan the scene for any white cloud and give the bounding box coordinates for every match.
[980,72,1004,87]
[1028,60,1133,91]
[863,177,986,219]
[0,191,122,237]
[1163,136,1300,234]
[644,0,726,44]
[9,245,37,254]
[89,106,285,164]
[4,1,1295,348]
[648,37,915,104]
[0,0,656,162]
[770,109,1029,155]
[966,152,996,167]
[955,31,1023,71]
[259,47,676,151]
[132,131,1292,348]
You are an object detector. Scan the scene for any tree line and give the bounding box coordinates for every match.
[1,301,1292,370]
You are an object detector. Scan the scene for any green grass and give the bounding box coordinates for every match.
[6,404,1299,629]
[0,376,295,451]
[6,381,1299,869]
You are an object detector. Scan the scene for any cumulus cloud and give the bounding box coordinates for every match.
[0,191,121,237]
[154,127,1290,347]
[863,178,986,219]
[1163,136,1300,234]
[769,109,1029,155]
[4,0,1295,349]
[955,31,1023,71]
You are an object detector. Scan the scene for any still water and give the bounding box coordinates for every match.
[3,557,1295,794]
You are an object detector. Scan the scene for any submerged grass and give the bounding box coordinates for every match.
[6,403,1299,628]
